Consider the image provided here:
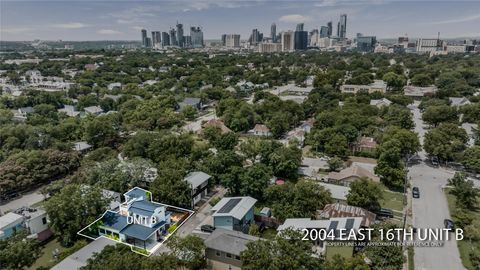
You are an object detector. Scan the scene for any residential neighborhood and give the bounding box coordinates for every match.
[1,2,480,270]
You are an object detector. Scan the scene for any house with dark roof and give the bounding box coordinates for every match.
[184,171,211,207]
[211,197,257,233]
[353,136,378,153]
[204,228,260,270]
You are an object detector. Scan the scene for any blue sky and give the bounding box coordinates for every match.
[1,0,480,41]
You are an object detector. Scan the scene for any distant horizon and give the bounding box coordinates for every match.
[1,1,480,41]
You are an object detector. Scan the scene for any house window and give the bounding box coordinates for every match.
[226,253,232,258]
[99,228,106,234]
[42,217,47,225]
[235,255,240,260]
[215,250,221,257]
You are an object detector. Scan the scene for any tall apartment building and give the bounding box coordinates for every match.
[141,29,147,47]
[271,23,277,43]
[258,43,282,53]
[151,31,161,48]
[170,28,177,46]
[176,23,184,47]
[190,26,204,48]
[294,23,308,50]
[221,34,227,46]
[416,38,444,52]
[281,31,295,52]
[225,34,241,48]
[337,14,347,38]
[327,21,333,37]
[161,32,170,47]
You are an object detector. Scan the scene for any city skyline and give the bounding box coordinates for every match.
[1,0,480,41]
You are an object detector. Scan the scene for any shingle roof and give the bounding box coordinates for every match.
[125,187,149,200]
[204,228,260,256]
[253,124,270,133]
[211,196,257,220]
[327,164,380,182]
[184,171,211,189]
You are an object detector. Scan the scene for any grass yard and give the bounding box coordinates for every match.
[380,189,404,212]
[444,188,480,270]
[325,245,353,260]
[27,238,66,270]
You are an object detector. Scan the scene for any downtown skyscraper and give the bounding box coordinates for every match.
[294,23,308,50]
[337,14,347,38]
[176,22,184,47]
[190,26,204,48]
[271,23,277,43]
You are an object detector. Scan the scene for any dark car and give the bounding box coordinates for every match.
[375,208,394,220]
[200,225,216,233]
[444,219,455,231]
[431,157,439,167]
[412,187,420,198]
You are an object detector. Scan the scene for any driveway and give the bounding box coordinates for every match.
[181,110,216,133]
[153,187,226,255]
[409,101,464,270]
[0,187,46,214]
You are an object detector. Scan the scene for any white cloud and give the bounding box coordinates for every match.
[279,14,312,23]
[97,29,122,35]
[130,26,144,31]
[51,22,88,29]
[427,13,480,25]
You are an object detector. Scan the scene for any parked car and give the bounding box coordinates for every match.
[375,208,394,220]
[412,187,420,198]
[431,157,439,167]
[200,224,216,233]
[444,219,455,231]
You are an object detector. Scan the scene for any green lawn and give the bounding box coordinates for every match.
[380,189,404,212]
[325,245,353,260]
[444,188,480,270]
[408,246,415,270]
[27,238,66,270]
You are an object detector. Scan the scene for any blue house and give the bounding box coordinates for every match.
[97,187,171,252]
[0,212,24,240]
[211,196,257,233]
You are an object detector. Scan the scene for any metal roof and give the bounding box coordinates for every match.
[0,212,24,229]
[204,228,260,256]
[184,171,211,189]
[277,217,363,232]
[51,238,115,270]
[120,220,165,241]
[101,211,128,232]
[125,187,148,200]
[211,196,257,220]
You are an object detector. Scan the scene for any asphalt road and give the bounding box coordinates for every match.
[181,110,216,133]
[409,101,465,270]
[0,187,45,214]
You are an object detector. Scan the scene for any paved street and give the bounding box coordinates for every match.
[0,187,45,214]
[409,101,464,270]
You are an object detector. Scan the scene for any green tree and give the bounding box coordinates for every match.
[150,158,191,208]
[325,254,370,270]
[410,73,433,87]
[462,146,480,173]
[422,105,458,127]
[424,123,468,161]
[181,105,196,120]
[346,178,384,212]
[382,72,406,91]
[239,163,272,200]
[265,180,332,221]
[0,232,41,270]
[363,222,405,270]
[328,156,344,172]
[241,229,323,270]
[45,184,108,246]
[167,235,206,270]
[375,139,406,189]
[448,173,479,209]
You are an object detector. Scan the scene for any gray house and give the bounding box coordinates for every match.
[211,196,257,233]
[184,171,211,208]
[204,228,260,270]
